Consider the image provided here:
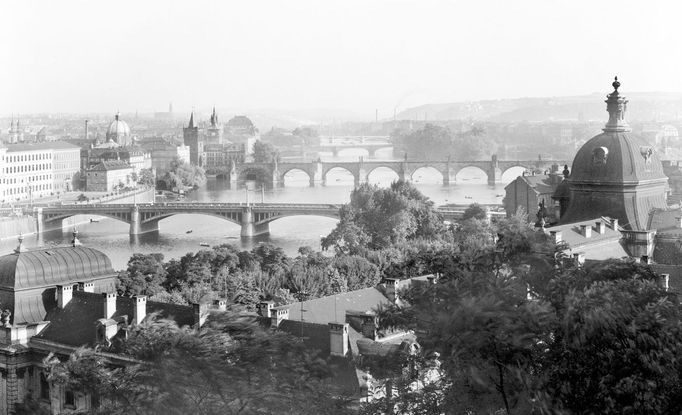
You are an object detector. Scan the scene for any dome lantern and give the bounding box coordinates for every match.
[603,76,631,133]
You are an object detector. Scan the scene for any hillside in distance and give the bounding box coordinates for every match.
[397,92,682,123]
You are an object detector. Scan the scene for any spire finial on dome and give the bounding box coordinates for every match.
[14,234,27,254]
[71,227,82,247]
[612,76,620,92]
[603,76,631,133]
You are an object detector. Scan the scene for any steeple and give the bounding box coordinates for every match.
[210,107,218,127]
[603,76,631,133]
[188,111,195,129]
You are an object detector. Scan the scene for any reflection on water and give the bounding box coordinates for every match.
[0,149,516,270]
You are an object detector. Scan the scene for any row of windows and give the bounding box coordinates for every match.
[4,152,52,163]
[1,175,52,184]
[3,164,52,174]
[2,183,52,196]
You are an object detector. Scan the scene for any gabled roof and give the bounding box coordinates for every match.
[34,291,196,347]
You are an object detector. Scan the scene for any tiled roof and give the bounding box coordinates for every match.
[34,291,196,347]
[546,218,629,260]
[648,208,682,235]
[88,160,132,171]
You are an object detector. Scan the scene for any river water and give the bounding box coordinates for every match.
[0,149,524,270]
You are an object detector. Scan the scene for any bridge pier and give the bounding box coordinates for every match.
[34,207,44,234]
[488,154,498,186]
[240,207,270,237]
[310,161,324,187]
[130,206,159,235]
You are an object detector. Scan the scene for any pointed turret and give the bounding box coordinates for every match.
[188,111,195,129]
[210,107,218,126]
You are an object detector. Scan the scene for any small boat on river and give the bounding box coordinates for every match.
[199,243,210,247]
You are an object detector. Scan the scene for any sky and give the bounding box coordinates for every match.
[3,0,682,118]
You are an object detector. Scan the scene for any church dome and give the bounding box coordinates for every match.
[561,77,668,230]
[106,112,131,145]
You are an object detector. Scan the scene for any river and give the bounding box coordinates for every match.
[0,149,525,270]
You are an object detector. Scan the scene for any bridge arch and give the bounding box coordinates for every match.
[500,165,530,182]
[253,212,341,226]
[323,166,355,185]
[366,166,401,186]
[280,168,312,187]
[140,211,242,227]
[410,166,445,183]
[454,166,489,183]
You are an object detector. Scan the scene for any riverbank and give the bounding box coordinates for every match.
[0,188,155,242]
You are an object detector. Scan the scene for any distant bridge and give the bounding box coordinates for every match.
[229,155,568,187]
[35,202,501,237]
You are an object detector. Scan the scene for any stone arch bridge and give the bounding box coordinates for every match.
[232,156,568,187]
[34,203,490,237]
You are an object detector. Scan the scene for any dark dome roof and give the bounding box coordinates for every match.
[226,115,254,128]
[0,246,115,290]
[569,131,666,184]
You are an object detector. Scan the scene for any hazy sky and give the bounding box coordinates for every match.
[3,0,681,118]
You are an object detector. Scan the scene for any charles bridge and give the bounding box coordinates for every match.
[227,155,568,187]
[34,202,502,237]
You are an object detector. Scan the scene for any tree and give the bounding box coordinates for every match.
[163,156,206,189]
[322,181,445,253]
[253,141,280,164]
[116,253,167,296]
[461,203,487,221]
[138,168,156,187]
[44,313,355,414]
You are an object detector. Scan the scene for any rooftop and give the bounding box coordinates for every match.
[5,141,80,152]
[546,217,629,260]
[88,160,133,171]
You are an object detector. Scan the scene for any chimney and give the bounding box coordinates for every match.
[258,301,274,318]
[660,274,670,291]
[676,217,682,229]
[549,230,562,244]
[85,119,89,142]
[573,252,585,266]
[103,292,117,319]
[193,303,209,328]
[595,221,606,235]
[361,314,378,341]
[328,322,349,357]
[611,218,619,229]
[213,299,227,311]
[580,224,592,238]
[270,307,289,328]
[57,285,73,308]
[426,275,437,285]
[133,295,147,325]
[77,281,94,292]
[641,255,651,265]
[385,278,399,303]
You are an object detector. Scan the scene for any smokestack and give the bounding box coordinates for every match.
[375,109,378,123]
[85,119,89,142]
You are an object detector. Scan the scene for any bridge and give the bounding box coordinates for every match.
[309,142,393,158]
[34,203,500,237]
[229,155,569,187]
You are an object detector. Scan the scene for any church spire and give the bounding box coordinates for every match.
[210,107,218,126]
[603,76,631,133]
[188,111,195,129]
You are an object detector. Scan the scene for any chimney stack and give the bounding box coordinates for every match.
[270,307,289,328]
[595,221,606,235]
[385,278,399,303]
[361,314,378,341]
[549,230,562,244]
[328,322,349,357]
[77,281,95,292]
[641,255,651,265]
[660,273,670,291]
[57,285,73,308]
[213,299,227,311]
[103,292,117,319]
[611,218,619,229]
[258,301,274,318]
[580,224,592,238]
[573,252,585,266]
[676,217,682,229]
[133,295,147,325]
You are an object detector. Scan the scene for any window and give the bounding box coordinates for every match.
[64,389,75,408]
[40,372,50,400]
